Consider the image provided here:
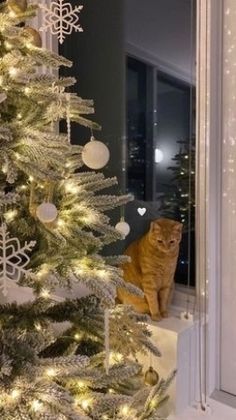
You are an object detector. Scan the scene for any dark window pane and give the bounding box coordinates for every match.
[126,60,196,287]
[126,57,147,201]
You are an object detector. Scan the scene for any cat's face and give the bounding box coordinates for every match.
[148,218,183,253]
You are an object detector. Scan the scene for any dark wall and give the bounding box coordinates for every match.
[60,0,125,184]
[59,0,126,254]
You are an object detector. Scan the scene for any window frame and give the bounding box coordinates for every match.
[196,0,223,398]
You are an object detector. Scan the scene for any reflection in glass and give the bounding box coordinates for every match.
[157,73,196,286]
[126,60,196,286]
[126,57,147,201]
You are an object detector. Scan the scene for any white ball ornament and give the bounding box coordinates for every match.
[82,136,110,170]
[36,203,58,224]
[115,220,131,238]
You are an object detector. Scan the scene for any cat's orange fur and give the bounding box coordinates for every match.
[117,218,183,321]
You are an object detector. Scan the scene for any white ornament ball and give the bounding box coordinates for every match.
[36,203,58,224]
[115,220,131,238]
[82,137,110,170]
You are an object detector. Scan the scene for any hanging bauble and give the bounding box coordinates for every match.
[36,203,58,224]
[22,27,42,48]
[115,219,130,238]
[144,366,159,386]
[7,0,27,14]
[82,136,110,170]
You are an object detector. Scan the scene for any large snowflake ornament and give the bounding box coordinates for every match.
[39,0,84,44]
[0,224,36,296]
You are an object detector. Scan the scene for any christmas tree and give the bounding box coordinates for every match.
[159,139,195,285]
[159,139,195,226]
[0,1,175,419]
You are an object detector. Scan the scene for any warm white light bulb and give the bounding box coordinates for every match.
[40,289,50,299]
[34,323,42,331]
[109,352,123,365]
[81,399,91,410]
[82,213,97,224]
[11,389,21,399]
[77,380,85,388]
[57,219,65,228]
[97,269,108,279]
[31,400,43,412]
[45,368,57,377]
[9,10,16,18]
[9,67,18,77]
[37,264,49,279]
[4,41,12,50]
[155,148,164,163]
[74,333,82,341]
[2,163,8,174]
[65,181,80,194]
[121,405,129,416]
[4,209,17,222]
[150,399,156,409]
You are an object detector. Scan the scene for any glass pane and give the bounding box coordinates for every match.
[156,73,196,285]
[126,57,147,200]
[60,0,197,292]
[124,2,196,288]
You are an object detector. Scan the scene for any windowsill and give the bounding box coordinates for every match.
[172,284,196,315]
[149,313,195,333]
[211,390,236,411]
[174,283,196,296]
[138,311,201,417]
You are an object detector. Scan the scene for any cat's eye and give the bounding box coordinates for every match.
[157,240,163,244]
[170,240,175,244]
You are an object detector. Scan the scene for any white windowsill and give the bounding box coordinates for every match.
[139,312,201,418]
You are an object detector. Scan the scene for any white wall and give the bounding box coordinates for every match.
[125,0,196,82]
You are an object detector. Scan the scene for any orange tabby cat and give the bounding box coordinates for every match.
[117,218,183,321]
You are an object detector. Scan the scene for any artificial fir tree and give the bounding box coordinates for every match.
[159,139,195,285]
[159,139,195,227]
[0,1,175,419]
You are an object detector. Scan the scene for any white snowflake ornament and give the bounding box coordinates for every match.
[0,224,36,296]
[40,0,84,45]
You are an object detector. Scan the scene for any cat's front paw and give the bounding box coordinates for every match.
[161,311,169,318]
[151,313,162,322]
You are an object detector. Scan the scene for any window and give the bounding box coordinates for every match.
[126,58,196,286]
[126,57,149,201]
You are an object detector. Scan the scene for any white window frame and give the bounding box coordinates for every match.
[197,0,223,398]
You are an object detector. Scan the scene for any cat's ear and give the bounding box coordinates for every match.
[173,222,183,233]
[150,221,161,232]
